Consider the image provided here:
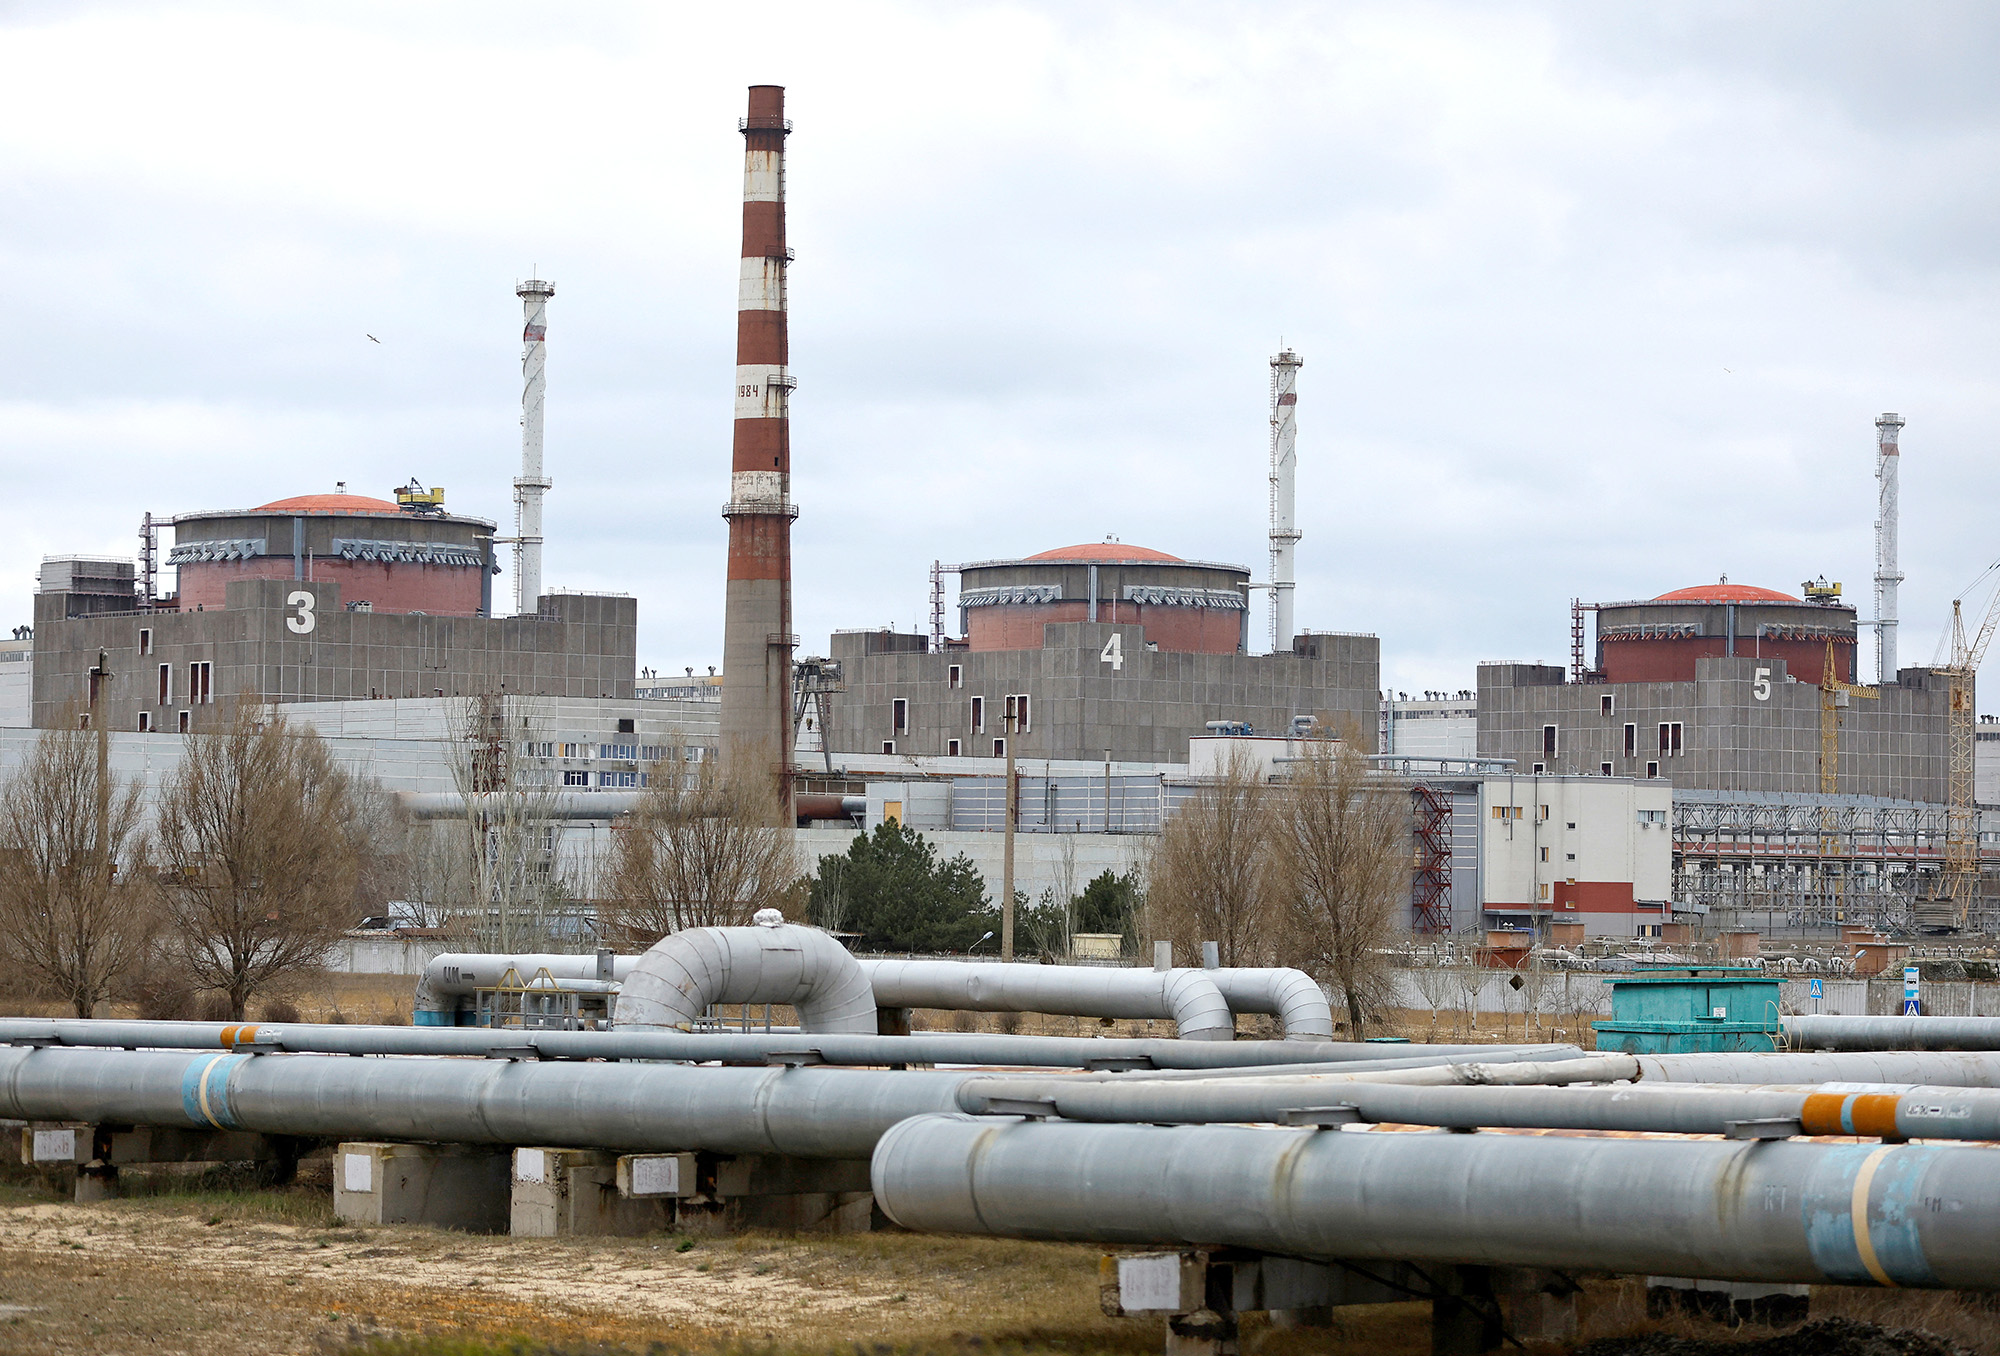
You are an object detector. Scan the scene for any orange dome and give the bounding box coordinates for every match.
[1653,583,1799,603]
[255,493,404,515]
[1024,542,1182,563]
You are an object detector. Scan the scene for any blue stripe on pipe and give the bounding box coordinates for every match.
[413,1011,454,1026]
[1802,1144,1940,1287]
[179,1053,249,1130]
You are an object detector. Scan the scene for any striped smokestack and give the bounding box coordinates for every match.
[720,85,798,819]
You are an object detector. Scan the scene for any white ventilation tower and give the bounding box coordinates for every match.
[1874,412,1904,684]
[514,278,555,614]
[1268,348,1303,652]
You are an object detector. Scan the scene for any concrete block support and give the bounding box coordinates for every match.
[334,1142,510,1233]
[511,1148,674,1238]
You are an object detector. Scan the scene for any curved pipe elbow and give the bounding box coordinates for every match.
[1203,968,1334,1041]
[615,923,876,1035]
[1159,969,1235,1041]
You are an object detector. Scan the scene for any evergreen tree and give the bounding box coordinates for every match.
[806,820,994,953]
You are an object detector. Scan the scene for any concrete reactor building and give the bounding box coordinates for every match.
[828,539,1379,765]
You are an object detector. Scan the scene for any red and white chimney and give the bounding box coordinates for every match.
[719,85,799,817]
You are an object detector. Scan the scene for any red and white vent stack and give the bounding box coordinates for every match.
[719,85,800,818]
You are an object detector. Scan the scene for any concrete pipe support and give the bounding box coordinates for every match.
[859,960,1235,1041]
[870,1114,2000,1289]
[617,917,877,1034]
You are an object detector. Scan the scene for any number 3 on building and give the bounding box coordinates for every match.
[286,590,317,635]
[1099,632,1124,671]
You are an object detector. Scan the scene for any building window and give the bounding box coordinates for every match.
[178,710,190,734]
[599,743,638,761]
[189,661,212,705]
[992,737,1006,757]
[1600,762,1612,776]
[892,698,908,734]
[1600,692,1613,715]
[1538,804,1550,820]
[1537,882,1550,901]
[1531,763,1544,774]
[600,770,638,788]
[948,665,962,689]
[1623,723,1636,758]
[1006,693,1031,732]
[1646,761,1659,779]
[882,741,896,755]
[617,718,635,734]
[136,711,151,732]
[562,770,589,786]
[158,663,171,706]
[1658,721,1683,756]
[1541,725,1558,757]
[78,712,90,729]
[561,742,592,759]
[1490,805,1522,820]
[947,739,961,756]
[139,628,152,656]
[1540,846,1550,862]
[970,696,984,733]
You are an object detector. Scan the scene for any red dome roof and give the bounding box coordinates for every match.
[1653,583,1799,603]
[1024,542,1182,563]
[255,493,404,515]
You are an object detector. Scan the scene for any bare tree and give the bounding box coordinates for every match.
[430,695,576,951]
[1265,739,1411,1037]
[154,705,373,1019]
[0,722,152,1016]
[1144,746,1274,967]
[600,738,802,945]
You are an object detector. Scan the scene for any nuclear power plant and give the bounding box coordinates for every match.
[3,84,1990,947]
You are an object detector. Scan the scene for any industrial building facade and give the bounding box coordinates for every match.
[33,577,636,731]
[829,620,1380,765]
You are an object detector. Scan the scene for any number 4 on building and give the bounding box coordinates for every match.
[1099,632,1124,671]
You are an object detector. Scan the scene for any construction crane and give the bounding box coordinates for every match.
[1938,566,2000,924]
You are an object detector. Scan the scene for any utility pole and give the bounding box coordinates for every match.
[1001,706,1018,960]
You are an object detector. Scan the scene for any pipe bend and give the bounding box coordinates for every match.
[616,922,876,1034]
[1158,969,1235,1041]
[1202,968,1334,1041]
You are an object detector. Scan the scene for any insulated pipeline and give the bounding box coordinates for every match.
[870,1114,2000,1289]
[0,1018,1543,1071]
[860,960,1236,1041]
[955,1075,2000,1141]
[1784,1016,2000,1053]
[0,1047,970,1158]
[1197,968,1334,1040]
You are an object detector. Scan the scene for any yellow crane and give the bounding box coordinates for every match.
[1939,570,2000,924]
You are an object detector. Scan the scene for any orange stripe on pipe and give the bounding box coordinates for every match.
[1801,1092,1848,1136]
[1849,1094,1902,1139]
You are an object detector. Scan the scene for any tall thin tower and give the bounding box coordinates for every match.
[1875,412,1904,684]
[719,85,798,818]
[514,278,555,614]
[1268,348,1303,651]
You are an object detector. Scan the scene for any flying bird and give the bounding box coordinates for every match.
[366,334,381,344]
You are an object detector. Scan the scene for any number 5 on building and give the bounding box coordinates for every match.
[1752,666,1770,701]
[1099,632,1124,671]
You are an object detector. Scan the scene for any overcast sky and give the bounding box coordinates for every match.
[3,1,1997,694]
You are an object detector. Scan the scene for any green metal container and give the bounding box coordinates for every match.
[1590,966,1781,1055]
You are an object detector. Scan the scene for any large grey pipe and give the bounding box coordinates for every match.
[1193,968,1333,1040]
[1785,1015,2000,1052]
[0,1018,1549,1071]
[958,1075,2000,1142]
[860,960,1235,1041]
[616,917,877,1034]
[870,1115,2000,1289]
[0,1046,968,1158]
